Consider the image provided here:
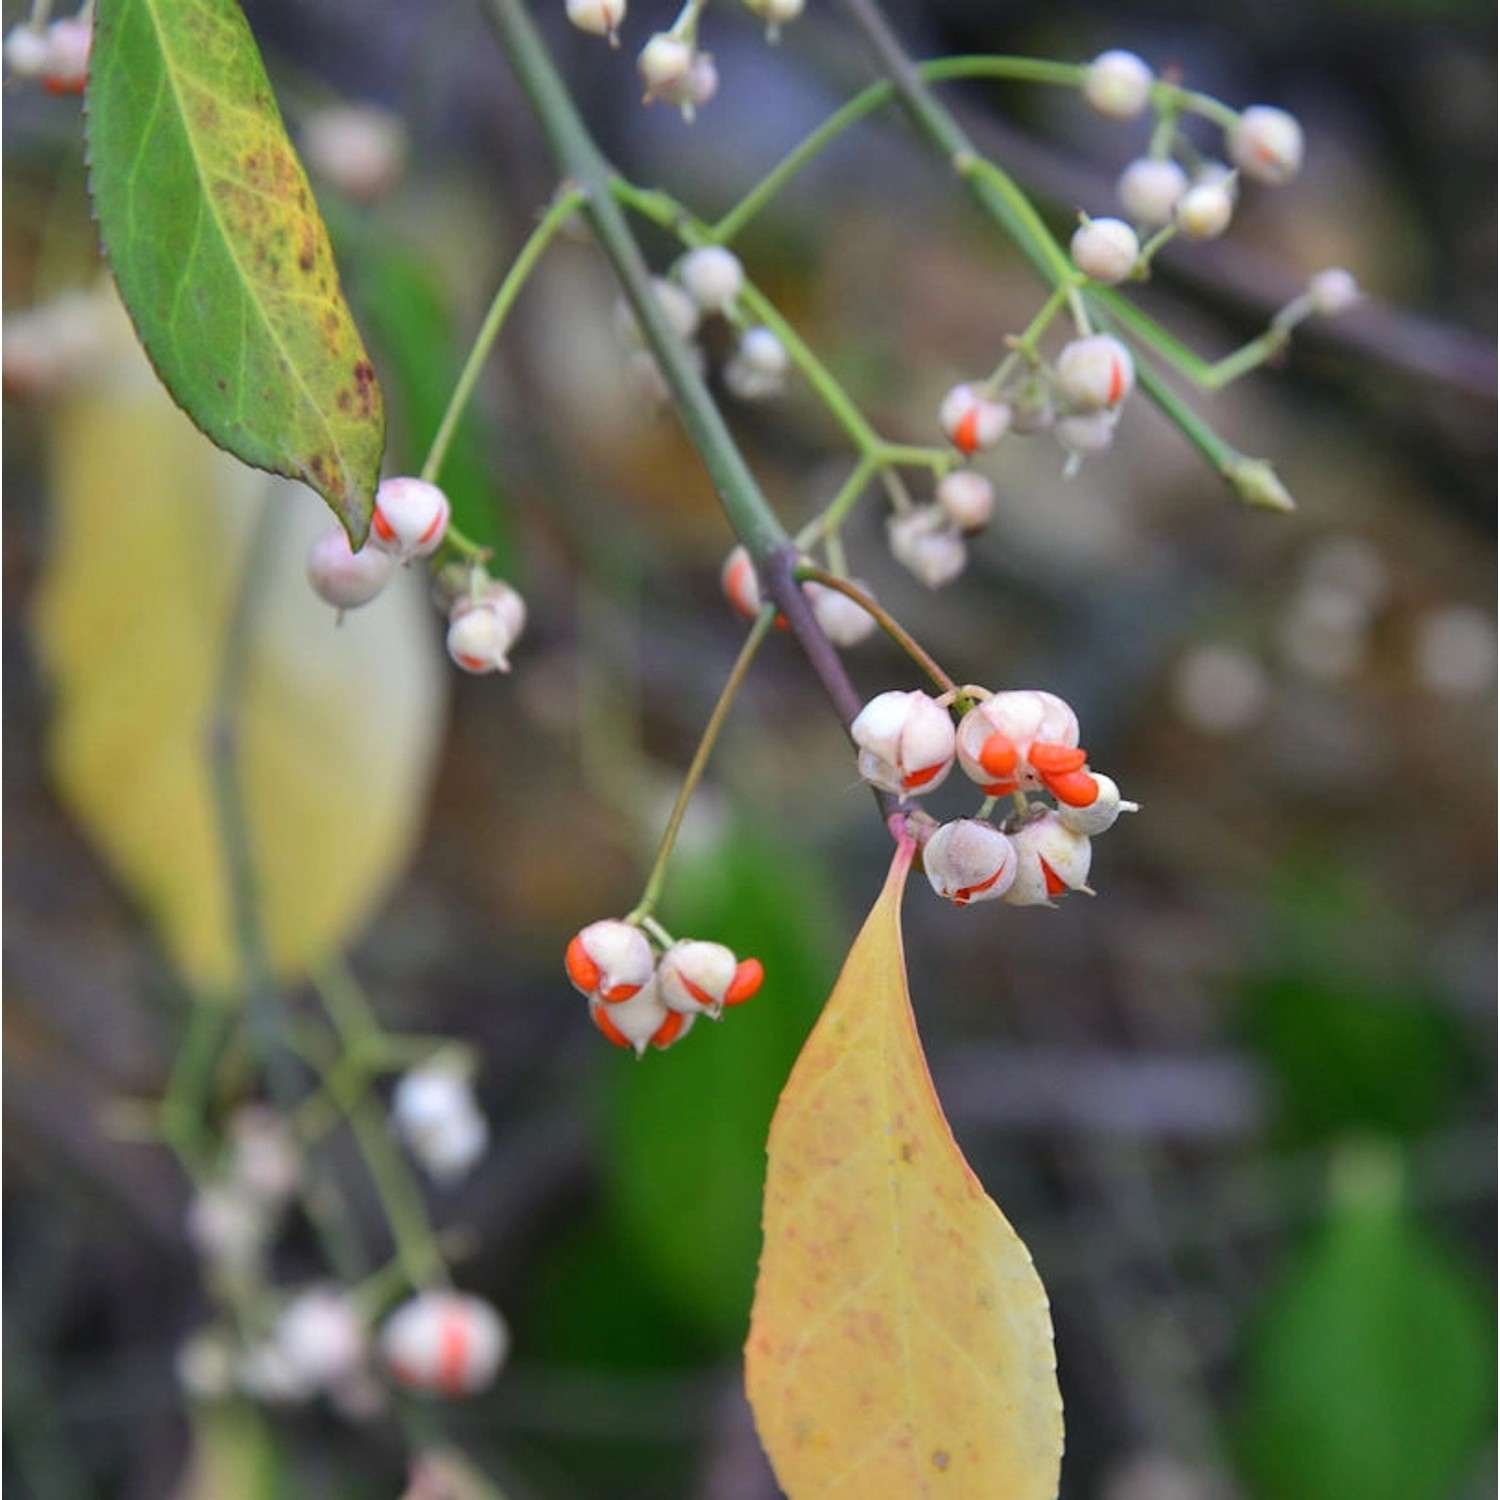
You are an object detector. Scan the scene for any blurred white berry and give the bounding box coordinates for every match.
[1228,105,1304,186]
[300,104,408,203]
[1082,50,1153,119]
[447,581,526,674]
[614,278,701,348]
[1004,812,1093,906]
[1055,773,1139,836]
[307,526,393,612]
[678,246,744,314]
[177,1328,237,1402]
[638,32,693,103]
[743,0,805,41]
[923,819,1019,906]
[1171,642,1269,735]
[187,1186,270,1277]
[936,470,996,532]
[1174,180,1234,240]
[1193,159,1240,200]
[803,579,878,647]
[370,477,450,563]
[1055,409,1120,474]
[590,979,691,1055]
[1054,334,1135,412]
[392,1064,489,1186]
[1070,216,1140,283]
[938,383,1011,455]
[41,16,90,92]
[566,0,624,42]
[2,287,114,401]
[724,325,788,399]
[381,1292,510,1398]
[565,919,655,1004]
[274,1287,369,1392]
[888,505,967,589]
[228,1105,302,1208]
[656,940,763,1016]
[1307,268,1361,317]
[1412,604,1495,699]
[850,689,956,796]
[1117,157,1189,227]
[237,1340,316,1405]
[4,24,50,76]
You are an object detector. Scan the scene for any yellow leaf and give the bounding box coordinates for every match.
[33,301,447,991]
[746,835,1063,1499]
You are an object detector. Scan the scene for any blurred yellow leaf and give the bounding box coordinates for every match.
[33,311,447,990]
[171,1403,279,1500]
[746,836,1063,1500]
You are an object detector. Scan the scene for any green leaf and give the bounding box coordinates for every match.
[603,826,838,1347]
[1235,1148,1493,1500]
[86,0,384,543]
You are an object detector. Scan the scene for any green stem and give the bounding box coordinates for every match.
[158,995,235,1179]
[626,607,776,924]
[795,454,879,548]
[1092,286,1291,390]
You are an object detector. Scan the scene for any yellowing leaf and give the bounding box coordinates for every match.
[33,304,446,991]
[746,837,1063,1500]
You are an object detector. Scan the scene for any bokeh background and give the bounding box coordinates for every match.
[4,0,1494,1497]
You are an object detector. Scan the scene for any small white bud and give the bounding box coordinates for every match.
[186,1187,270,1276]
[938,383,1011,455]
[237,1341,316,1405]
[923,819,1018,906]
[850,689,956,796]
[307,526,393,611]
[678,246,744,314]
[1054,334,1135,412]
[657,940,763,1016]
[1004,812,1093,906]
[1307,268,1361,317]
[4,25,51,76]
[724,325,788,399]
[1056,772,1138,836]
[1193,159,1240,200]
[370,477,450,563]
[565,919,655,1004]
[1082,50,1154,120]
[1228,105,1304,186]
[1117,157,1189,227]
[392,1065,489,1185]
[566,0,624,42]
[803,579,878,647]
[638,32,693,102]
[447,581,526,674]
[274,1287,369,1392]
[888,505,967,589]
[1174,180,1234,240]
[1055,409,1120,473]
[936,469,995,532]
[300,104,408,203]
[380,1292,510,1398]
[228,1105,302,1208]
[1070,216,1141,284]
[743,0,804,41]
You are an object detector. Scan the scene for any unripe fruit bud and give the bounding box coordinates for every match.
[1056,772,1138,836]
[1117,157,1189,227]
[1082,50,1153,119]
[743,0,804,40]
[41,16,90,93]
[1174,180,1234,240]
[565,919,655,1004]
[4,25,51,76]
[657,940,764,1015]
[678,246,744,313]
[938,383,1011,455]
[1004,812,1093,906]
[638,33,693,101]
[589,981,692,1055]
[724,326,788,399]
[370,477,450,563]
[803,579,878,647]
[1054,334,1134,412]
[1307,268,1361,317]
[923,819,1018,906]
[307,526,393,611]
[1070,216,1140,284]
[186,1186,270,1275]
[888,505,967,589]
[380,1292,509,1398]
[392,1064,489,1185]
[851,689,956,796]
[274,1287,369,1392]
[1054,409,1119,469]
[300,104,408,203]
[936,470,995,532]
[566,0,625,41]
[447,582,526,674]
[1228,105,1304,187]
[955,690,1080,795]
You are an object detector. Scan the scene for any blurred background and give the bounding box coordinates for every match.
[3,0,1494,1497]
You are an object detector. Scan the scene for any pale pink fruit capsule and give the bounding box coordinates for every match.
[274,1287,369,1393]
[923,819,1018,906]
[1082,49,1153,119]
[42,16,90,93]
[565,919,655,1004]
[380,1292,509,1398]
[1004,813,1093,907]
[370,477,450,563]
[300,103,408,203]
[1056,772,1139,836]
[888,505,967,589]
[850,690,956,796]
[1117,157,1189,227]
[656,940,764,1016]
[938,383,1011,455]
[391,1064,489,1185]
[638,33,693,102]
[955,690,1081,796]
[1174,181,1234,240]
[935,470,995,532]
[1054,335,1135,412]
[447,582,526,674]
[1228,105,1304,187]
[566,0,625,43]
[1070,216,1140,284]
[1307,268,1361,317]
[307,526,393,611]
[589,981,693,1056]
[803,579,878,647]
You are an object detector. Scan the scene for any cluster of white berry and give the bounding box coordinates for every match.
[565,918,764,1055]
[3,12,90,93]
[616,246,789,406]
[307,475,527,676]
[851,687,1137,907]
[566,0,805,120]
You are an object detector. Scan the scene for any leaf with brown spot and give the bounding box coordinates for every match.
[86,0,384,543]
[746,835,1064,1499]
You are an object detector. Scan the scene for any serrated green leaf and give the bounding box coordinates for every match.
[86,0,384,542]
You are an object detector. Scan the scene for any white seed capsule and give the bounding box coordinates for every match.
[565,919,655,1004]
[888,505,967,589]
[380,1292,509,1398]
[1228,105,1304,186]
[392,1065,489,1185]
[1004,812,1093,906]
[955,690,1080,793]
[307,526,393,611]
[638,33,693,101]
[1307,268,1361,316]
[300,104,408,203]
[589,980,688,1055]
[935,470,996,532]
[447,582,527,674]
[923,819,1018,906]
[1070,216,1140,284]
[1056,772,1139,836]
[938,383,1012,455]
[1054,334,1135,412]
[1082,50,1153,119]
[1174,180,1234,240]
[850,689,956,796]
[724,325,789,399]
[656,940,763,1015]
[370,477,450,562]
[803,579,878,647]
[1117,157,1189,227]
[274,1287,369,1393]
[566,0,625,41]
[678,246,744,314]
[1054,409,1119,469]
